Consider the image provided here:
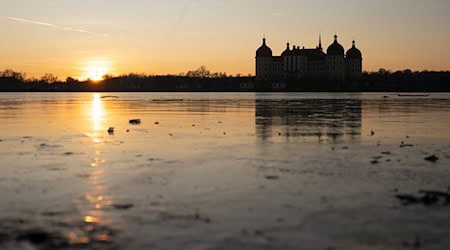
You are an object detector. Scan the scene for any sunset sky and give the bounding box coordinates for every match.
[0,0,449,80]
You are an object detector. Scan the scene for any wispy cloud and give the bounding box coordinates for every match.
[1,16,109,37]
[172,0,195,32]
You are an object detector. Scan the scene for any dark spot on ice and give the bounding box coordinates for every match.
[155,122,159,125]
[342,146,349,150]
[129,119,141,125]
[42,211,68,217]
[112,203,134,210]
[39,143,61,149]
[400,142,414,148]
[48,167,66,171]
[77,173,92,179]
[63,152,74,156]
[424,155,439,162]
[266,175,279,180]
[254,230,264,236]
[194,212,211,223]
[396,190,450,206]
[16,228,64,246]
[108,127,114,135]
[396,195,420,205]
[381,151,391,155]
[371,160,379,164]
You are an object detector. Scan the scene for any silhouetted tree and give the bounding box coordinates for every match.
[66,77,78,84]
[378,68,390,75]
[41,73,58,83]
[187,66,211,78]
[1,69,26,81]
[403,69,412,74]
[102,74,114,80]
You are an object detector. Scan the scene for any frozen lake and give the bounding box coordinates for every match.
[0,92,449,250]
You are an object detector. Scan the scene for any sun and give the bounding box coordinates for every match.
[83,61,110,81]
[87,67,105,81]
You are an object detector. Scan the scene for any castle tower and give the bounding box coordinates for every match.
[318,31,323,51]
[281,42,292,78]
[255,38,273,80]
[346,40,363,80]
[326,35,345,80]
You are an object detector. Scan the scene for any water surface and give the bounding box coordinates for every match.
[0,93,449,250]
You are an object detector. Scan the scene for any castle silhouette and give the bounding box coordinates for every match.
[256,34,362,81]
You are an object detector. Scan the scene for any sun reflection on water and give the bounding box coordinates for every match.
[92,93,104,132]
[74,93,115,245]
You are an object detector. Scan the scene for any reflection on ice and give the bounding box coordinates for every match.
[256,99,362,142]
[91,93,104,132]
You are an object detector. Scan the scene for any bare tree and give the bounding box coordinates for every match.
[186,66,211,78]
[1,69,26,81]
[41,73,58,83]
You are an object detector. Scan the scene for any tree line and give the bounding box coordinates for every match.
[1,67,449,92]
[0,66,248,83]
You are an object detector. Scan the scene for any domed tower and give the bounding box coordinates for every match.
[256,38,273,80]
[327,34,345,80]
[346,40,362,80]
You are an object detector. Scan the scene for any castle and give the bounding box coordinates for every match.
[256,34,362,81]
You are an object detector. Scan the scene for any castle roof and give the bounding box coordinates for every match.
[256,38,273,57]
[281,43,291,57]
[291,46,303,56]
[327,35,344,56]
[280,44,325,60]
[303,48,326,61]
[346,40,362,59]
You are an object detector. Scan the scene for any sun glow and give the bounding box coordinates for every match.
[83,60,110,81]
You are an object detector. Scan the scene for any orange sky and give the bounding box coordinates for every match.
[0,0,449,80]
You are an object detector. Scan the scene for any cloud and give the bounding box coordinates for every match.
[1,16,109,37]
[172,0,195,32]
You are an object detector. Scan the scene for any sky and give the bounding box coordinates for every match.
[0,0,449,80]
